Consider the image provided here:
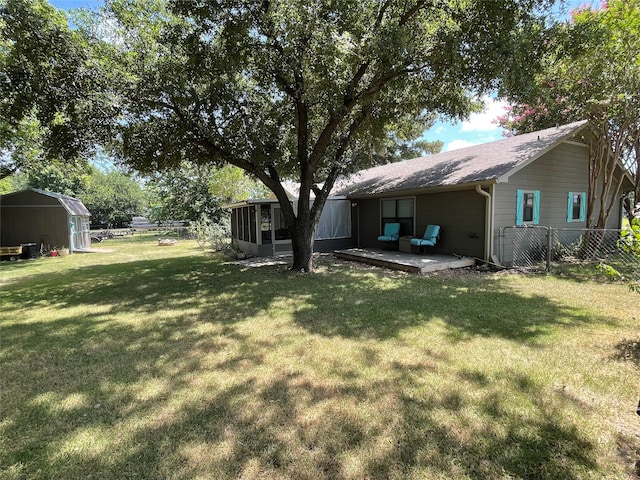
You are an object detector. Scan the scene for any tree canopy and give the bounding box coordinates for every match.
[146,162,268,226]
[1,0,557,270]
[77,0,552,270]
[498,0,640,225]
[81,168,147,228]
[0,0,116,179]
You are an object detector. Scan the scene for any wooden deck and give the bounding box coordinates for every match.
[334,248,476,273]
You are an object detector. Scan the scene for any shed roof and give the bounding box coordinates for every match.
[1,188,91,216]
[333,120,589,197]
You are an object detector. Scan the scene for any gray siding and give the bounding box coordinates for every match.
[356,189,485,258]
[493,142,588,262]
[494,142,589,233]
[493,141,627,263]
[415,190,485,258]
[233,238,352,257]
[232,239,266,256]
[315,238,354,252]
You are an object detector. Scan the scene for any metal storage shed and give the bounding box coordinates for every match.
[0,188,91,253]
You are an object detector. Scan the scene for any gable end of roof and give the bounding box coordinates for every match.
[494,121,589,183]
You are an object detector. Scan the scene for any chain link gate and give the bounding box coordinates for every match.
[500,226,552,270]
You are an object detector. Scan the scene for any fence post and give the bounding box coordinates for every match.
[546,226,553,272]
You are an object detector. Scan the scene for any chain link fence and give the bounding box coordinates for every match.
[499,226,640,280]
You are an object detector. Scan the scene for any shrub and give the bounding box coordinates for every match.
[188,217,231,252]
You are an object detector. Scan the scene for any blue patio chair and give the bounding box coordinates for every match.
[377,222,401,242]
[410,224,440,253]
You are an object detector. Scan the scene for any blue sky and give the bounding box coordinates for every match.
[50,0,600,152]
[418,0,602,152]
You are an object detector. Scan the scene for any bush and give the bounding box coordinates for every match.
[188,217,232,253]
[598,218,640,294]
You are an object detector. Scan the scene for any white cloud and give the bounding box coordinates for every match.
[460,96,509,132]
[446,139,479,151]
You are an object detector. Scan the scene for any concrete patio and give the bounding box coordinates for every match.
[334,248,476,273]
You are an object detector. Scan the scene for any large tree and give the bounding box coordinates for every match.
[146,163,268,225]
[0,157,90,195]
[498,0,640,227]
[0,0,115,179]
[84,0,552,271]
[80,168,147,227]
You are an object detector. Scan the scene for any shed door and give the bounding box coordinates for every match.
[70,216,89,250]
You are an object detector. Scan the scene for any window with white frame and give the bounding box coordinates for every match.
[516,189,540,225]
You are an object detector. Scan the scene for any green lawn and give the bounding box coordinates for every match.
[1,235,638,479]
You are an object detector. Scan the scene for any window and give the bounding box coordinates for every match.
[249,206,257,243]
[522,192,535,222]
[260,204,272,244]
[381,198,414,236]
[516,190,540,225]
[241,207,250,241]
[315,200,351,240]
[231,209,238,239]
[231,206,257,243]
[567,192,587,223]
[273,206,290,240]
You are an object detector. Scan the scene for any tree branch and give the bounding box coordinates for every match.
[311,106,371,221]
[399,1,427,26]
[375,0,393,28]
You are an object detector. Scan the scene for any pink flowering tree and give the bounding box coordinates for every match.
[497,0,640,227]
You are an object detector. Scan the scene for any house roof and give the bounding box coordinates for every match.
[333,120,589,197]
[1,188,91,216]
[223,181,348,209]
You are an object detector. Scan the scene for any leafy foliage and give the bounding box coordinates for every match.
[597,218,640,294]
[497,0,640,227]
[188,216,233,253]
[80,168,147,227]
[2,158,90,197]
[0,0,116,179]
[619,218,640,258]
[85,0,553,270]
[24,160,91,197]
[146,162,267,226]
[208,165,270,204]
[146,162,224,224]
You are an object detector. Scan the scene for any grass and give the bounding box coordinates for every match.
[1,234,638,479]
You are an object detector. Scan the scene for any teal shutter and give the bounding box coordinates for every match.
[579,192,587,222]
[567,192,573,223]
[516,190,523,225]
[533,190,540,224]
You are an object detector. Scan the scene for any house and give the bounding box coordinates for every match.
[336,120,634,263]
[227,121,634,263]
[0,188,92,253]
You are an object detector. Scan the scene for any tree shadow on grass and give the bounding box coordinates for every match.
[0,256,620,479]
[611,338,640,368]
[2,254,609,345]
[288,268,607,343]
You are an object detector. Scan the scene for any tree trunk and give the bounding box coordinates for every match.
[290,219,315,272]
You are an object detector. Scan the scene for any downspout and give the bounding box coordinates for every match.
[475,185,492,262]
